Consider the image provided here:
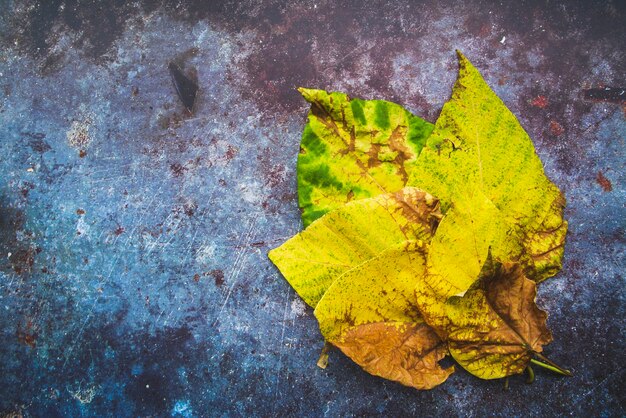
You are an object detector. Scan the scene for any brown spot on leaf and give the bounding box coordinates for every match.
[366,143,383,168]
[596,171,612,192]
[388,126,415,183]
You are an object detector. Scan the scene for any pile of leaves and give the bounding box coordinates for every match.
[269,51,570,390]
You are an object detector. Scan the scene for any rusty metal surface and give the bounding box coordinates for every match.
[0,1,624,416]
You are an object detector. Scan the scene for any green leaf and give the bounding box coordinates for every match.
[297,88,434,227]
[407,51,567,291]
[269,188,441,308]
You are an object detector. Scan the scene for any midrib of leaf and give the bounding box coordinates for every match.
[469,101,484,189]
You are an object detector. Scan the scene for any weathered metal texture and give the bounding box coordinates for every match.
[0,1,624,416]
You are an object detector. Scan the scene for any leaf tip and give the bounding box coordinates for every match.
[298,87,319,103]
[455,49,471,69]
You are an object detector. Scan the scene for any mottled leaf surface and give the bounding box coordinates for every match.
[445,262,553,379]
[297,88,434,227]
[269,188,440,307]
[314,242,453,389]
[407,52,567,288]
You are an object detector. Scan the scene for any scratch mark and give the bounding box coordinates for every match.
[61,189,161,370]
[211,214,259,327]
[571,369,622,406]
[273,287,291,414]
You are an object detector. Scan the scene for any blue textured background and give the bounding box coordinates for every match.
[0,1,624,416]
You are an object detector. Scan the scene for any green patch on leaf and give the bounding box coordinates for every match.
[297,88,434,227]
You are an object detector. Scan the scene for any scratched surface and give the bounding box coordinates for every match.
[0,0,624,416]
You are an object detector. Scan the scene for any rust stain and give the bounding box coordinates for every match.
[530,95,548,109]
[549,120,565,136]
[170,163,187,177]
[224,144,238,161]
[9,246,37,275]
[206,269,225,286]
[66,116,93,149]
[596,171,612,192]
[16,320,37,348]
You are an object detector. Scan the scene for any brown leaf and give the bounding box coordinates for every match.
[446,262,554,379]
[335,322,453,390]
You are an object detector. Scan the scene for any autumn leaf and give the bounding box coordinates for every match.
[444,261,567,379]
[297,88,434,227]
[523,192,568,282]
[414,188,511,337]
[407,51,567,288]
[269,188,441,308]
[314,242,454,389]
[269,50,570,390]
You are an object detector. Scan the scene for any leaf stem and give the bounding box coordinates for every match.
[317,341,331,369]
[526,364,535,384]
[531,353,572,376]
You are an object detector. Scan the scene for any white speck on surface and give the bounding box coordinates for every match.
[76,217,90,236]
[290,298,306,317]
[195,244,217,265]
[500,36,506,44]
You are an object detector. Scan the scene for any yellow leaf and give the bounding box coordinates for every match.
[314,242,453,389]
[268,188,441,308]
[415,188,516,338]
[408,51,567,290]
